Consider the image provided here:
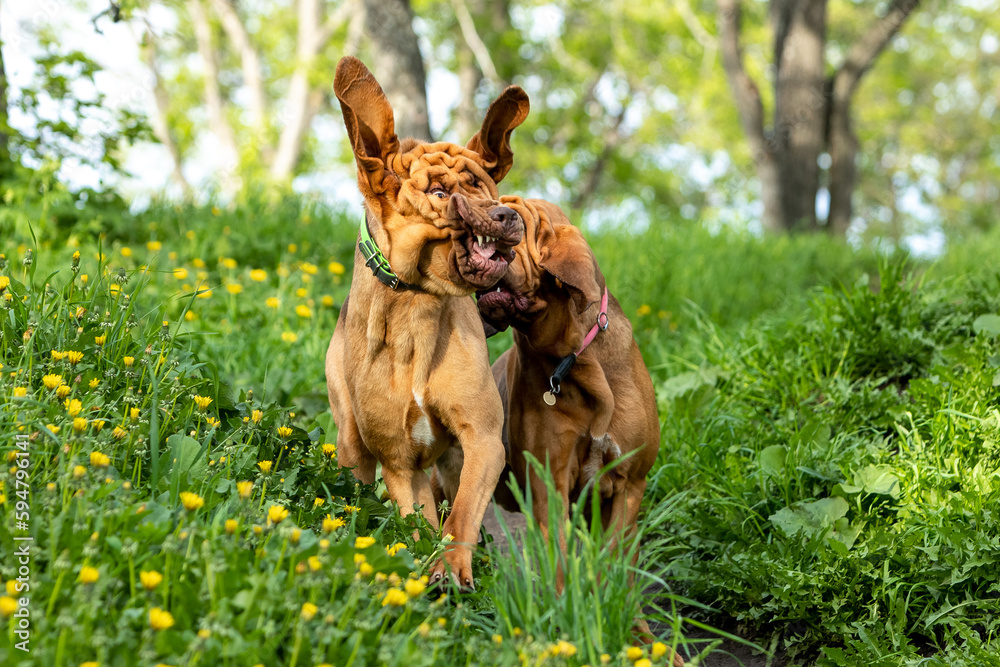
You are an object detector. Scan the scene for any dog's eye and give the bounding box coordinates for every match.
[429,187,448,199]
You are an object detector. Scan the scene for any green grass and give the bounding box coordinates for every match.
[2,194,1000,665]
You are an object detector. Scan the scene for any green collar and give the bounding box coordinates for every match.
[358,214,420,291]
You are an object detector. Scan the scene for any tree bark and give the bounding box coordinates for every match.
[362,0,433,141]
[454,43,483,141]
[718,0,783,232]
[187,0,239,168]
[772,0,827,230]
[827,0,921,234]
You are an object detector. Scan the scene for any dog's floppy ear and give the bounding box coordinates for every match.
[466,86,529,184]
[334,57,400,198]
[537,223,604,316]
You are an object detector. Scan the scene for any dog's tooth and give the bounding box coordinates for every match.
[476,235,484,246]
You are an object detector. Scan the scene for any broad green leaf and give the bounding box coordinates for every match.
[758,445,787,476]
[972,314,1000,337]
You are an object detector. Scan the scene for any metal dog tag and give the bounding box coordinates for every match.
[543,391,556,406]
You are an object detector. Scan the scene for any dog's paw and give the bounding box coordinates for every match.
[428,549,475,591]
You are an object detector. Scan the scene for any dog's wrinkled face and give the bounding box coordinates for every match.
[335,57,527,295]
[477,197,603,344]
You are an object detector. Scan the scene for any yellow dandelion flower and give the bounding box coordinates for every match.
[89,378,100,389]
[226,283,243,295]
[328,261,345,275]
[65,398,83,416]
[173,267,188,280]
[636,304,651,317]
[192,257,205,268]
[90,451,111,468]
[295,287,308,298]
[295,304,313,319]
[74,306,86,319]
[266,297,280,309]
[196,288,212,299]
[626,646,644,661]
[78,566,100,584]
[237,480,254,499]
[80,274,88,283]
[307,555,322,572]
[56,385,71,399]
[193,395,213,410]
[51,350,66,361]
[221,258,237,269]
[313,497,325,507]
[354,536,376,549]
[386,542,407,556]
[634,660,651,667]
[251,409,263,424]
[42,374,65,390]
[322,515,345,533]
[492,634,503,644]
[140,570,163,591]
[179,491,204,511]
[0,596,18,617]
[250,269,267,282]
[185,311,196,321]
[343,505,359,514]
[281,331,298,343]
[0,276,9,292]
[94,334,106,346]
[73,417,88,433]
[67,350,83,365]
[321,295,335,308]
[112,426,128,440]
[12,387,27,398]
[404,578,426,598]
[73,465,87,478]
[651,642,669,659]
[321,443,336,458]
[382,588,407,607]
[257,460,273,474]
[267,504,289,525]
[90,419,105,432]
[197,629,211,639]
[300,602,318,621]
[225,519,238,535]
[287,243,298,254]
[277,426,292,438]
[147,241,162,251]
[301,262,318,275]
[121,247,132,257]
[130,407,140,421]
[554,640,577,657]
[149,607,174,631]
[123,356,135,367]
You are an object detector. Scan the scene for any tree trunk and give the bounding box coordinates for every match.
[139,34,192,196]
[825,0,921,234]
[362,0,433,141]
[211,0,268,134]
[453,42,482,140]
[772,0,827,231]
[718,0,784,232]
[826,86,857,235]
[187,0,240,170]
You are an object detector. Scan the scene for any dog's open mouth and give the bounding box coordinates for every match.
[449,194,523,289]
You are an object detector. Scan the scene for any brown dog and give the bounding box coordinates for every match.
[475,195,659,548]
[325,57,529,588]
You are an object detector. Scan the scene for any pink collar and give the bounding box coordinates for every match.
[576,286,610,356]
[545,286,610,403]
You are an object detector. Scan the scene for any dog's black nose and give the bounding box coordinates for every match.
[489,206,519,227]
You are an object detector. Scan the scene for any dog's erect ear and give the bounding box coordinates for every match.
[334,57,400,197]
[537,223,604,316]
[466,86,529,184]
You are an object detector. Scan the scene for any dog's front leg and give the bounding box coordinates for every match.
[381,466,441,531]
[429,431,504,590]
[574,359,615,439]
